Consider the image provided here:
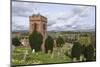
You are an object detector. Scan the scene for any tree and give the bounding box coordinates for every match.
[56,36,65,47]
[81,45,85,55]
[45,36,54,53]
[56,36,65,57]
[12,37,21,47]
[84,45,94,61]
[29,30,43,52]
[71,42,82,60]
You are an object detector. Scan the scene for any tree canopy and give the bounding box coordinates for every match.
[45,36,54,53]
[84,45,94,61]
[12,37,21,47]
[56,36,65,47]
[71,42,82,60]
[29,30,43,52]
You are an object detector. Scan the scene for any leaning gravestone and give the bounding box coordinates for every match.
[22,50,29,62]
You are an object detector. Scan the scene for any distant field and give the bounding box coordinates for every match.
[12,43,72,65]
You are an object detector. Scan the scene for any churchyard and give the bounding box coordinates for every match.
[12,43,72,65]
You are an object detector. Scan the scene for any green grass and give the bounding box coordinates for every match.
[12,44,72,65]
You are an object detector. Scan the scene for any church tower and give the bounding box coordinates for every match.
[29,13,47,51]
[29,13,47,37]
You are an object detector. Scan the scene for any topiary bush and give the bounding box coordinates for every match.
[44,36,54,53]
[56,36,65,47]
[12,37,21,47]
[29,30,43,52]
[71,42,82,60]
[83,45,94,61]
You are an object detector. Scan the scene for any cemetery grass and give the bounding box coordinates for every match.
[12,44,72,65]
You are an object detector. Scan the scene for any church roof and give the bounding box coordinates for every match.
[32,13,47,19]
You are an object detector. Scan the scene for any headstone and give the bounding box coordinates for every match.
[23,50,29,62]
[73,58,77,62]
[32,49,35,53]
[12,45,15,51]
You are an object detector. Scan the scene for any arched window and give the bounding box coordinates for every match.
[34,23,37,31]
[43,24,46,30]
[43,24,46,34]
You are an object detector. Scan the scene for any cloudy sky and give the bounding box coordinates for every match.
[12,1,96,32]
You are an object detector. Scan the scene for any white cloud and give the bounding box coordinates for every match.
[12,1,95,32]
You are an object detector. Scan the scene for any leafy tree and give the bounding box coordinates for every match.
[45,36,54,53]
[71,42,82,60]
[29,30,43,52]
[84,45,94,61]
[56,36,65,47]
[12,37,21,47]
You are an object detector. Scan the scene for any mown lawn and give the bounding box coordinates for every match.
[12,43,72,65]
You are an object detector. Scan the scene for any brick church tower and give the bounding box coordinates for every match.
[29,13,47,51]
[29,13,47,36]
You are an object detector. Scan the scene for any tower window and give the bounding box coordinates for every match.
[34,23,37,31]
[43,24,46,30]
[43,24,46,34]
